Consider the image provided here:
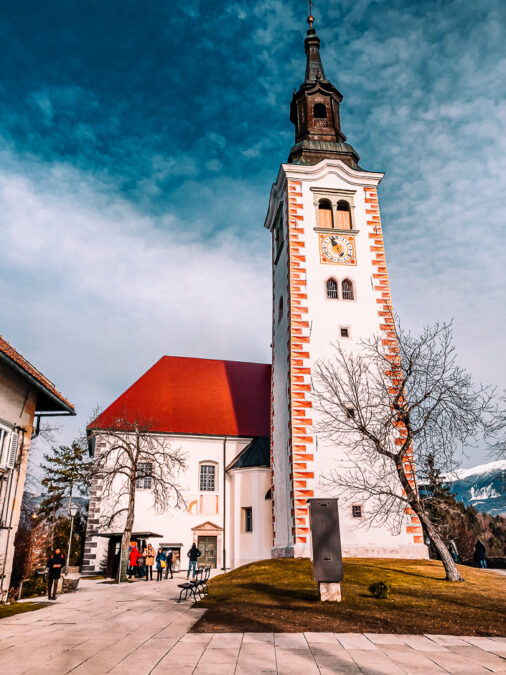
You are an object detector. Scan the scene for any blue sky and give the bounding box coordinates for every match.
[1,0,504,470]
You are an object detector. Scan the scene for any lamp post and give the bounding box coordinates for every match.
[65,504,78,573]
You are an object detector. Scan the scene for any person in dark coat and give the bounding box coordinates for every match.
[165,549,174,579]
[47,547,65,600]
[187,543,201,579]
[474,539,487,568]
[155,547,166,582]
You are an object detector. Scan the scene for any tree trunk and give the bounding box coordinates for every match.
[396,456,463,582]
[119,479,137,583]
[416,508,464,581]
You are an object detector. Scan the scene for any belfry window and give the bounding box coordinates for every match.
[318,199,333,229]
[314,103,327,119]
[342,279,354,300]
[336,200,352,230]
[278,296,284,323]
[326,279,338,299]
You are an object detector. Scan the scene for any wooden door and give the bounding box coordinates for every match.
[197,536,217,568]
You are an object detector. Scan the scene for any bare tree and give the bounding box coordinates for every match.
[88,416,187,581]
[487,392,506,460]
[313,321,494,582]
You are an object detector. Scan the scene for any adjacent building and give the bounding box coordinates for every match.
[0,335,74,600]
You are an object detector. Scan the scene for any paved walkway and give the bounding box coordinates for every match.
[1,574,505,674]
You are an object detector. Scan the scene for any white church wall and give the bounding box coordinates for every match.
[83,434,275,574]
[266,159,428,561]
[229,467,272,568]
[270,191,294,557]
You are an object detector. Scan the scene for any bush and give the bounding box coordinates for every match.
[21,575,47,598]
[368,581,391,599]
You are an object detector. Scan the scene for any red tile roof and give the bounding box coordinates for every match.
[89,356,271,437]
[0,335,74,413]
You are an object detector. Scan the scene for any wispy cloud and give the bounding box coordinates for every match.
[0,0,504,468]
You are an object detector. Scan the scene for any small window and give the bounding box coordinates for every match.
[336,200,352,230]
[314,103,327,119]
[342,279,354,300]
[346,407,355,418]
[265,488,272,500]
[318,199,333,229]
[352,505,362,518]
[200,464,216,492]
[136,462,153,490]
[326,279,338,299]
[243,507,253,532]
[278,296,284,323]
[340,327,349,338]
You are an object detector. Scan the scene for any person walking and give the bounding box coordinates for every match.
[128,543,140,579]
[474,539,487,568]
[448,538,459,564]
[144,544,155,581]
[155,546,166,581]
[165,549,174,579]
[46,547,65,600]
[187,542,201,579]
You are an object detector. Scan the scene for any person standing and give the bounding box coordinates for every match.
[474,539,487,568]
[137,549,145,578]
[46,547,65,600]
[165,549,174,579]
[448,538,459,564]
[155,546,166,581]
[144,544,155,581]
[187,543,201,579]
[128,543,140,579]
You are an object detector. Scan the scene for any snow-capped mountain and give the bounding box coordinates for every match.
[444,460,506,516]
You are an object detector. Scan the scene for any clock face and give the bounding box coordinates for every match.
[319,233,356,265]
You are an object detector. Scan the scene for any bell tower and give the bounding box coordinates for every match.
[265,14,426,560]
[288,15,360,168]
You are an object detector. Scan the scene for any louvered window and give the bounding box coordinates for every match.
[318,199,333,229]
[336,201,352,230]
[0,425,16,469]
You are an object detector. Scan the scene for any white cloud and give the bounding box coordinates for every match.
[0,151,271,457]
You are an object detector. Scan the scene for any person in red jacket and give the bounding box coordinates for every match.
[128,543,140,578]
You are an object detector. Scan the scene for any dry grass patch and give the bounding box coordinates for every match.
[0,602,45,620]
[192,558,506,635]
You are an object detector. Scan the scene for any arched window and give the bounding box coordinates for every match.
[277,296,284,323]
[199,463,217,491]
[314,103,327,119]
[336,200,352,230]
[318,199,333,229]
[326,278,338,299]
[342,279,354,300]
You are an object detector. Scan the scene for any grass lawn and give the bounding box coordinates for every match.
[0,602,45,620]
[192,558,506,635]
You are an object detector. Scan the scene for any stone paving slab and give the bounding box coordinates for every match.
[1,575,505,673]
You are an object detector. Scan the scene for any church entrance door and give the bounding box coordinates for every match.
[198,536,217,569]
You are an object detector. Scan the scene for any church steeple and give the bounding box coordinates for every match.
[288,14,360,169]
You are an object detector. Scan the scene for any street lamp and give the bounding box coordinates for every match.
[65,504,79,573]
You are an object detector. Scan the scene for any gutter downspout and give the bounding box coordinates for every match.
[222,436,227,572]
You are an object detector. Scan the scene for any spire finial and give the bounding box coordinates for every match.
[307,0,314,29]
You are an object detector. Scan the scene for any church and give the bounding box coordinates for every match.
[83,15,427,577]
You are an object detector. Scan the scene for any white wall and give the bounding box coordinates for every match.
[84,434,274,573]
